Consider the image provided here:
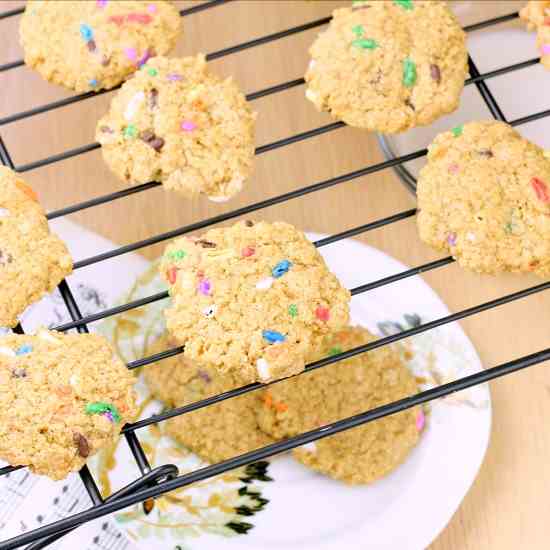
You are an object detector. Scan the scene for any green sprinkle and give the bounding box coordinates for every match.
[402,58,417,87]
[451,125,463,137]
[352,38,378,50]
[85,402,121,423]
[288,304,298,317]
[394,0,413,10]
[147,68,158,77]
[123,125,137,139]
[168,250,187,261]
[352,24,364,37]
[504,222,513,235]
[329,347,343,356]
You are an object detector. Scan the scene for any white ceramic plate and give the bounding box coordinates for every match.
[94,233,491,550]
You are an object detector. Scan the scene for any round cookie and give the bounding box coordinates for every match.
[96,54,256,201]
[256,326,421,485]
[20,0,182,92]
[305,1,468,134]
[520,1,550,70]
[159,220,350,383]
[0,329,137,480]
[143,334,274,464]
[0,167,73,328]
[417,120,550,276]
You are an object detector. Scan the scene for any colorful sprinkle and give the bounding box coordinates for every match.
[138,49,154,68]
[124,91,145,120]
[96,0,108,8]
[402,58,417,87]
[124,47,138,62]
[123,124,138,139]
[541,44,550,55]
[256,358,271,381]
[448,163,459,174]
[85,402,121,423]
[181,120,197,132]
[166,267,178,284]
[352,38,378,50]
[80,24,93,42]
[451,125,463,137]
[256,277,274,290]
[274,401,288,413]
[504,222,513,235]
[147,67,158,76]
[89,79,98,88]
[430,64,441,83]
[108,15,125,26]
[329,346,342,356]
[202,304,218,318]
[147,4,158,13]
[315,307,330,322]
[416,409,425,432]
[15,180,38,201]
[263,330,286,344]
[198,279,211,295]
[168,250,187,260]
[73,433,90,458]
[352,24,364,36]
[272,259,292,278]
[288,304,298,317]
[447,232,457,246]
[394,0,413,10]
[197,369,211,383]
[531,177,550,202]
[15,344,33,356]
[127,13,153,24]
[241,246,255,257]
[167,73,183,81]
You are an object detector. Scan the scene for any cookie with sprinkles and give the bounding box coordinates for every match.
[0,329,137,480]
[417,120,550,276]
[256,326,421,485]
[305,1,468,133]
[19,0,181,92]
[96,54,256,201]
[0,167,72,328]
[144,334,274,463]
[159,220,350,383]
[520,1,550,70]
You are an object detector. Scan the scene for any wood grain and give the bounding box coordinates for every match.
[1,1,549,549]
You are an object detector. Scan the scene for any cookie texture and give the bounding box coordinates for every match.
[20,0,181,92]
[96,55,256,201]
[256,326,420,484]
[159,220,350,382]
[520,1,550,70]
[0,167,73,328]
[144,334,273,463]
[305,1,468,133]
[0,330,137,480]
[417,121,550,276]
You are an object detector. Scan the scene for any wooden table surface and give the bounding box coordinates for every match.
[1,1,549,548]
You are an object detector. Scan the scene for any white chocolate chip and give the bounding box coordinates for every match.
[69,374,79,388]
[307,60,317,71]
[466,232,476,242]
[256,358,271,381]
[0,208,10,218]
[38,330,59,344]
[255,277,274,290]
[124,91,145,121]
[300,442,317,453]
[305,89,318,102]
[0,346,15,357]
[207,195,231,203]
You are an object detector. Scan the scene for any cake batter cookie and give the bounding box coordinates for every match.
[256,326,420,484]
[159,220,350,382]
[520,1,550,69]
[0,167,73,328]
[305,1,468,133]
[20,0,182,92]
[417,120,550,276]
[0,329,137,480]
[96,55,256,201]
[144,334,273,463]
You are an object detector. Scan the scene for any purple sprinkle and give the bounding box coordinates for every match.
[198,279,211,295]
[103,411,114,423]
[147,4,158,13]
[447,232,457,246]
[197,370,211,383]
[541,44,550,55]
[124,48,137,62]
[137,49,152,68]
[181,120,197,132]
[96,0,108,7]
[167,73,183,81]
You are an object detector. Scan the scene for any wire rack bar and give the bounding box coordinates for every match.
[0,6,24,20]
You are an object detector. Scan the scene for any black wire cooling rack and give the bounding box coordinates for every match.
[1,2,550,549]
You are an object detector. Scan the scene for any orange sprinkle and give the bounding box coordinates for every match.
[263,393,273,408]
[274,402,288,413]
[55,385,72,397]
[15,180,38,202]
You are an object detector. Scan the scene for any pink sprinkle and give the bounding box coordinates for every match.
[124,47,138,62]
[181,120,197,132]
[531,177,550,203]
[127,13,152,24]
[448,163,459,174]
[541,44,550,55]
[198,279,211,296]
[147,4,158,13]
[96,0,108,7]
[167,73,183,81]
[315,307,330,322]
[416,410,425,432]
[447,232,457,246]
[242,246,255,258]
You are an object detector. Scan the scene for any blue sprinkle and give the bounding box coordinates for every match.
[272,259,292,278]
[15,344,33,356]
[80,23,93,42]
[89,79,98,87]
[262,330,286,344]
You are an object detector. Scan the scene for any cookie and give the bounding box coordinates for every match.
[256,326,420,484]
[159,220,350,382]
[305,1,468,134]
[0,167,73,328]
[20,0,182,92]
[143,334,274,463]
[96,54,256,201]
[0,329,137,480]
[417,121,550,276]
[520,1,550,70]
